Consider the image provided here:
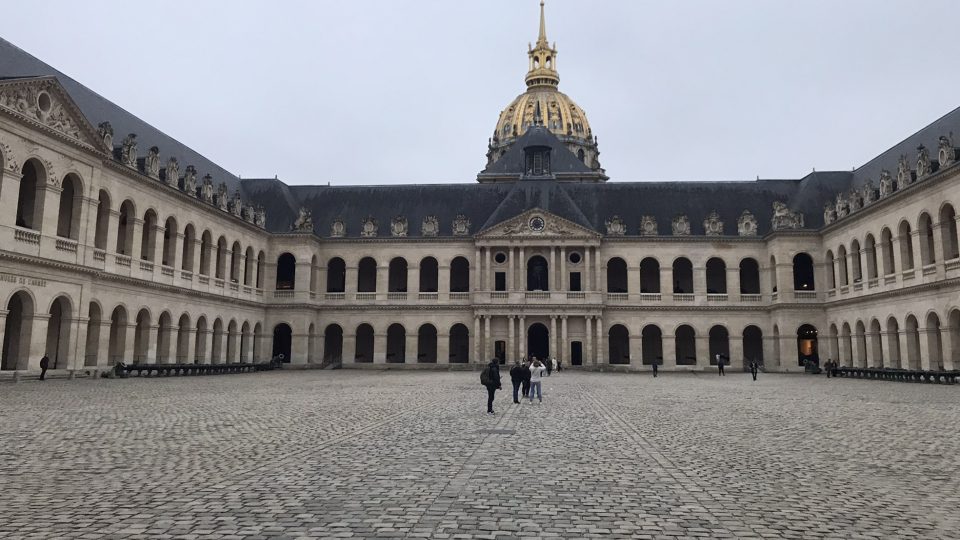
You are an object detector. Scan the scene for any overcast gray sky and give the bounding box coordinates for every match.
[4,1,959,185]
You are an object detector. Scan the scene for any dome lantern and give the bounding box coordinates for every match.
[525,1,559,89]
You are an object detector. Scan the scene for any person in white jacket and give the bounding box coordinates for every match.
[528,358,546,403]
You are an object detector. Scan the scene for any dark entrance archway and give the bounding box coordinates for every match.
[527,256,549,291]
[797,324,819,367]
[527,322,549,359]
[272,323,292,363]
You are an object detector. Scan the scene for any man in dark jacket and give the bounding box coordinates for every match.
[482,358,502,415]
[39,354,50,381]
[509,360,525,404]
[520,358,532,398]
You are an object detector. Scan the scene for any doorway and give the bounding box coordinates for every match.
[527,322,549,359]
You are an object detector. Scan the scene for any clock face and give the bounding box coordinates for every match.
[530,216,545,232]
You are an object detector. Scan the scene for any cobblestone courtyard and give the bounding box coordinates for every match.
[1,370,958,539]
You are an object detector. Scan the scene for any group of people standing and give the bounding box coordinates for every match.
[480,356,561,414]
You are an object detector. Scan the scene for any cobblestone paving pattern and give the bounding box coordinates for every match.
[1,371,958,539]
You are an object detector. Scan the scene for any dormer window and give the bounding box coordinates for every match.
[525,146,551,176]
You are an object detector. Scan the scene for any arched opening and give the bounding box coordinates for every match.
[641,325,662,365]
[1,291,35,370]
[133,309,151,364]
[276,253,296,290]
[116,200,136,255]
[56,173,82,239]
[919,213,936,266]
[705,257,727,294]
[240,321,251,362]
[243,246,254,285]
[358,257,377,292]
[940,204,959,260]
[739,258,760,294]
[94,190,111,250]
[355,323,374,363]
[211,318,224,364]
[527,255,549,291]
[769,256,778,293]
[797,324,819,367]
[793,252,815,290]
[607,324,629,364]
[309,256,318,293]
[44,296,72,369]
[708,325,729,365]
[864,235,878,280]
[215,236,227,279]
[899,221,914,270]
[229,241,242,282]
[84,302,102,366]
[15,160,44,230]
[386,323,405,363]
[869,319,883,368]
[324,324,343,363]
[849,242,862,283]
[743,325,763,366]
[905,315,920,369]
[672,258,693,294]
[194,316,208,363]
[450,256,470,292]
[880,227,896,276]
[108,306,127,365]
[199,230,212,276]
[226,319,239,362]
[886,317,901,368]
[836,246,849,286]
[675,325,696,365]
[527,322,549,359]
[181,225,196,271]
[639,257,660,293]
[176,314,191,363]
[161,217,178,267]
[156,311,173,364]
[272,323,292,363]
[606,258,627,293]
[926,312,944,370]
[256,251,266,289]
[388,258,408,292]
[140,209,158,262]
[419,257,438,292]
[854,320,867,368]
[417,324,437,363]
[824,250,836,289]
[449,323,470,363]
[326,257,346,292]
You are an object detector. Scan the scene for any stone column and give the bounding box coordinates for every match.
[692,261,705,297]
[437,331,450,364]
[939,324,955,371]
[150,224,165,265]
[729,332,744,370]
[129,218,144,261]
[146,324,159,364]
[594,247,602,293]
[0,169,22,229]
[473,316,481,364]
[659,264,673,301]
[851,333,865,368]
[560,316,568,365]
[407,263,418,294]
[405,330,418,364]
[549,247,556,292]
[39,183,63,240]
[507,248,515,291]
[559,246,567,292]
[167,232,182,270]
[583,248,591,292]
[518,247,526,290]
[342,331,356,364]
[201,329,214,364]
[507,315,515,363]
[484,248,491,291]
[627,263,641,298]
[550,315,557,359]
[291,327,309,365]
[695,332,710,371]
[295,261,312,294]
[185,328,197,364]
[69,316,87,370]
[472,248,480,293]
[596,315,605,366]
[584,316,593,365]
[662,330,677,369]
[629,328,642,367]
[518,316,526,359]
[917,327,934,371]
[98,321,112,366]
[483,315,492,362]
[24,314,49,370]
[726,266,740,300]
[373,331,387,363]
[375,264,387,298]
[345,263,358,294]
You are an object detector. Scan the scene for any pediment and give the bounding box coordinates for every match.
[477,208,599,239]
[0,77,104,151]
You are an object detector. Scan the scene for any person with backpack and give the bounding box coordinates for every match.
[520,358,532,398]
[528,358,546,404]
[509,359,525,404]
[481,358,502,415]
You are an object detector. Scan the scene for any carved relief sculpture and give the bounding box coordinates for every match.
[254,207,267,229]
[833,193,847,218]
[183,166,198,196]
[391,215,408,237]
[671,215,691,236]
[737,210,758,236]
[421,215,439,237]
[217,183,228,211]
[201,173,213,203]
[605,215,626,236]
[120,133,138,169]
[823,203,837,225]
[165,157,180,188]
[916,145,931,179]
[0,82,81,140]
[242,205,253,222]
[330,218,346,238]
[848,188,863,211]
[292,207,313,232]
[897,154,914,186]
[862,178,878,204]
[703,210,724,236]
[879,170,894,198]
[361,216,379,238]
[230,191,243,217]
[145,146,160,179]
[452,214,471,236]
[639,215,657,236]
[771,201,804,230]
[97,121,114,150]
[938,135,956,168]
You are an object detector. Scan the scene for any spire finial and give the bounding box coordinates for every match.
[525,0,559,89]
[538,1,548,45]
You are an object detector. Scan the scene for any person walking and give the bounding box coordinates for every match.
[528,358,546,404]
[825,358,834,378]
[39,353,50,381]
[652,358,659,378]
[509,359,525,404]
[546,356,553,376]
[481,358,502,415]
[556,357,562,373]
[716,354,725,376]
[521,358,532,398]
[749,359,759,381]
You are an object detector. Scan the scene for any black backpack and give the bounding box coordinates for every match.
[480,365,492,386]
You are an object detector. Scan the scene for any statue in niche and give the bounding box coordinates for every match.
[639,215,657,236]
[823,202,836,225]
[120,133,137,168]
[292,207,313,232]
[145,146,160,179]
[879,170,894,198]
[330,218,346,238]
[897,154,914,186]
[254,207,266,229]
[452,214,471,236]
[201,173,214,203]
[217,182,228,211]
[671,215,690,236]
[916,145,932,179]
[737,210,757,237]
[605,215,626,236]
[771,201,804,230]
[165,157,180,188]
[97,121,113,150]
[361,216,379,238]
[421,215,439,237]
[390,215,408,237]
[938,134,956,168]
[703,210,724,236]
[835,193,849,219]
